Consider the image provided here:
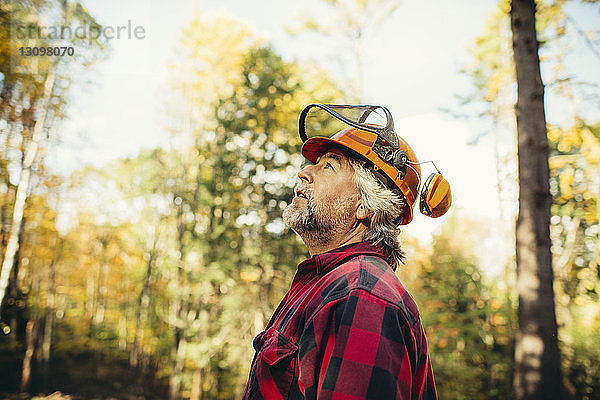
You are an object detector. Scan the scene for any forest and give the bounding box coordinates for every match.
[0,0,599,399]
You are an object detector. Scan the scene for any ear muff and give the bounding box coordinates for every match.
[419,173,452,218]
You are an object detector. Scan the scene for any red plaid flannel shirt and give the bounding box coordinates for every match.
[242,241,437,400]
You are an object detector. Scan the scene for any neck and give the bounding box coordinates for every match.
[303,223,367,257]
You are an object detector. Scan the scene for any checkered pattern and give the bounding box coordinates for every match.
[242,242,437,400]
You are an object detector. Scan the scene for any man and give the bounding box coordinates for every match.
[242,104,450,400]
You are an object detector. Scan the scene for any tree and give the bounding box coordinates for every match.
[160,14,260,399]
[161,12,344,398]
[0,0,107,312]
[548,120,600,400]
[510,0,563,398]
[549,120,600,312]
[401,216,515,400]
[0,8,346,398]
[17,184,65,392]
[289,0,401,101]
[462,0,600,397]
[0,63,56,316]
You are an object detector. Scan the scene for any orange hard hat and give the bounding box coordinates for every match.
[298,103,451,225]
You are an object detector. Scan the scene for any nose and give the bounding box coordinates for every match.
[298,164,314,183]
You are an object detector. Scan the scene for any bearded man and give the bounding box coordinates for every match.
[242,104,451,400]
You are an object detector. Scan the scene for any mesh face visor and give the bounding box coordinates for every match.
[299,104,398,147]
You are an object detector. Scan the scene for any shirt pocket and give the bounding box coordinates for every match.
[248,326,299,399]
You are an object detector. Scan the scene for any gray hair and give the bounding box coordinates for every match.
[347,158,407,270]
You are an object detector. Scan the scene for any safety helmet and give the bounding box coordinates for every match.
[298,103,451,225]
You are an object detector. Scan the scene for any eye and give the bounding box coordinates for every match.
[325,162,334,170]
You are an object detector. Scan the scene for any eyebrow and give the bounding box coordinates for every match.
[317,153,343,168]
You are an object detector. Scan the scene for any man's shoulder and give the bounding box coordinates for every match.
[317,254,421,324]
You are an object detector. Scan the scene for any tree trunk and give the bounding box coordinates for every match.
[20,318,38,392]
[131,248,156,369]
[169,333,186,400]
[0,66,56,312]
[85,274,95,321]
[7,220,24,338]
[118,314,128,351]
[0,183,9,264]
[510,1,563,399]
[41,237,61,388]
[169,209,188,400]
[190,367,204,400]
[93,250,109,326]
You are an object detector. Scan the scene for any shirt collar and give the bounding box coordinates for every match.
[297,241,387,274]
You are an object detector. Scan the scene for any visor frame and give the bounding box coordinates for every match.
[298,103,399,148]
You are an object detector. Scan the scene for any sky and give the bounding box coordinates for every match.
[47,0,600,275]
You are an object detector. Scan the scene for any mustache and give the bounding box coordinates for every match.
[295,183,314,201]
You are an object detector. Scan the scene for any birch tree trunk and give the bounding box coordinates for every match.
[8,218,25,336]
[510,1,563,398]
[0,66,55,312]
[190,367,204,400]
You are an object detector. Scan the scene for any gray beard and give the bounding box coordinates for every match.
[283,184,356,248]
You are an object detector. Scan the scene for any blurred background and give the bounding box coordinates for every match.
[0,0,598,398]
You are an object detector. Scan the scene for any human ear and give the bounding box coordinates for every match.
[355,203,371,220]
